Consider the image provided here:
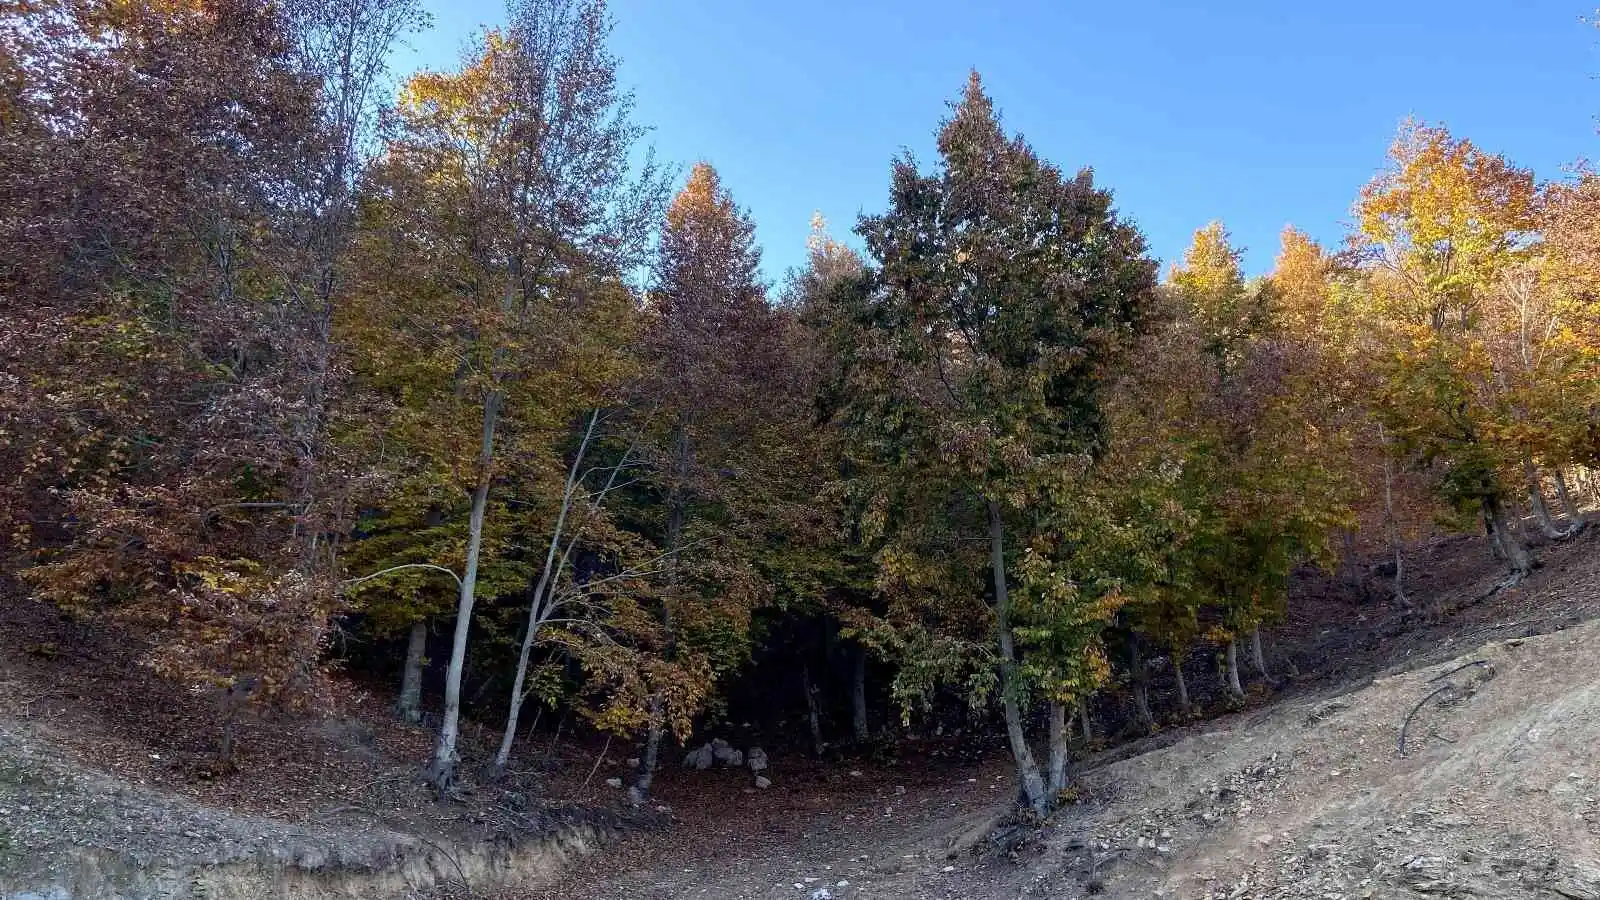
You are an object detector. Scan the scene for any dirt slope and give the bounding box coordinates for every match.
[538,530,1600,900]
[1037,619,1600,899]
[0,527,1594,900]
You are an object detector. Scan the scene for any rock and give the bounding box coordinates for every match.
[712,739,745,768]
[755,776,772,789]
[625,757,640,768]
[604,777,623,789]
[682,743,715,770]
[809,890,834,900]
[748,746,769,773]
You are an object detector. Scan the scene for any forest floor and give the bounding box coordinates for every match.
[523,522,1600,900]
[0,518,1595,899]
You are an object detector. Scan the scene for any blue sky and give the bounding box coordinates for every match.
[396,0,1600,282]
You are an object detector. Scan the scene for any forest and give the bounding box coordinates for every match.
[2,0,1598,824]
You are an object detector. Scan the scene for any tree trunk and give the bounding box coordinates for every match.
[1078,698,1092,743]
[1046,701,1069,796]
[220,714,236,767]
[1378,423,1410,608]
[1483,493,1534,577]
[803,664,826,756]
[1129,636,1155,731]
[631,423,688,804]
[1524,455,1565,539]
[1553,468,1586,528]
[1173,653,1192,718]
[628,697,664,806]
[217,676,257,766]
[428,390,500,793]
[988,500,1048,815]
[1224,639,1245,700]
[494,412,598,773]
[851,643,869,743]
[1484,504,1509,561]
[493,609,542,773]
[1249,624,1270,680]
[1336,528,1361,593]
[396,620,426,724]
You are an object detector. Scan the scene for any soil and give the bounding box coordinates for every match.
[528,524,1600,900]
[0,521,1595,899]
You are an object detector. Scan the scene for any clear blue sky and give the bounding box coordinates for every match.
[396,0,1600,281]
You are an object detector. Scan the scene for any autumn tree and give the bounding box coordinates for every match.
[1541,174,1600,469]
[831,74,1157,813]
[1165,223,1356,698]
[0,0,406,761]
[1349,122,1540,578]
[624,162,775,802]
[346,0,665,791]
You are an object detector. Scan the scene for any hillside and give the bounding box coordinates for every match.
[2,527,1592,899]
[528,526,1600,900]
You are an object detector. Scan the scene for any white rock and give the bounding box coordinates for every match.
[755,775,772,789]
[604,777,623,789]
[748,746,769,773]
[682,743,715,770]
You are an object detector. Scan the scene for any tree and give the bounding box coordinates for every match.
[1168,223,1355,697]
[1,0,367,761]
[1540,175,1600,474]
[626,162,775,802]
[832,73,1157,813]
[346,0,664,791]
[1349,122,1540,578]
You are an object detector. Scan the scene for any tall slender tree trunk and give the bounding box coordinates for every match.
[493,595,545,771]
[632,425,688,804]
[1553,468,1586,528]
[1046,701,1069,796]
[1483,493,1534,577]
[988,500,1047,815]
[627,695,664,806]
[803,665,826,756]
[1078,698,1092,743]
[851,643,869,743]
[428,390,500,792]
[1129,636,1155,731]
[396,620,426,724]
[1484,505,1509,562]
[1173,653,1192,718]
[1224,639,1245,701]
[1378,423,1410,607]
[494,412,598,773]
[1249,624,1270,680]
[1524,455,1566,539]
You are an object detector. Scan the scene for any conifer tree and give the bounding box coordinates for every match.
[627,162,774,802]
[832,74,1156,813]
